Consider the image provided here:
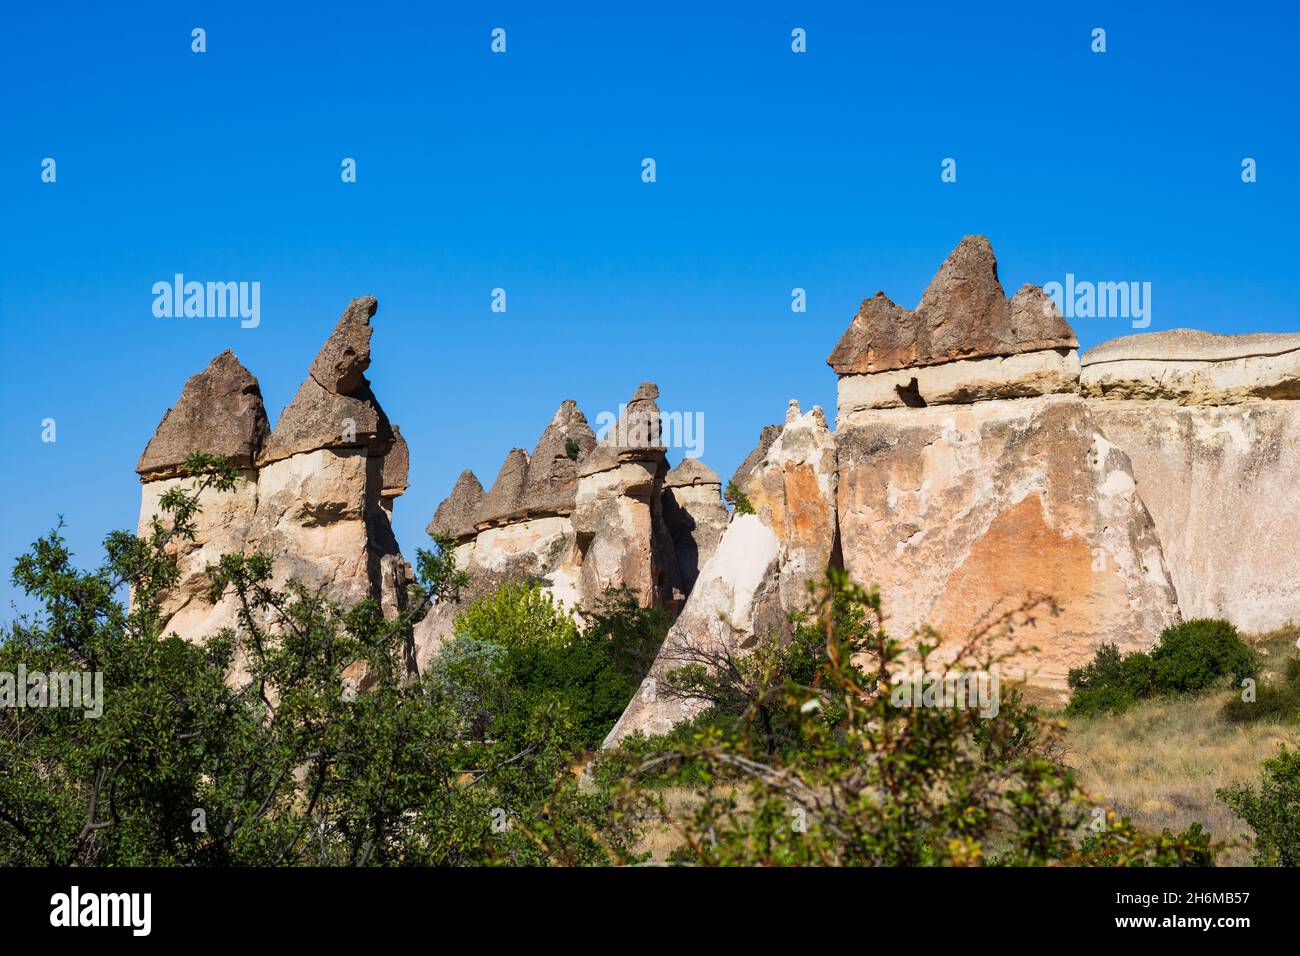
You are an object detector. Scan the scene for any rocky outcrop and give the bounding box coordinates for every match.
[604,403,839,746]
[411,385,688,670]
[1083,331,1300,633]
[661,459,727,592]
[136,350,270,480]
[136,298,411,651]
[832,239,1181,688]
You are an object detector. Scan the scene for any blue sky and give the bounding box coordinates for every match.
[2,1,1297,618]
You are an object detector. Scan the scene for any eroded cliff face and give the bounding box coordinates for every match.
[832,238,1181,688]
[1082,330,1300,633]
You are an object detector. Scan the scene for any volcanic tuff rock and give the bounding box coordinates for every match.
[661,458,728,592]
[128,239,1300,741]
[136,298,410,657]
[136,350,270,480]
[827,236,1077,375]
[1082,331,1300,632]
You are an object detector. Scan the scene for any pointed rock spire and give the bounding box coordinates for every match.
[473,448,530,528]
[259,296,394,465]
[427,469,484,541]
[521,400,597,515]
[827,235,1077,374]
[310,296,376,395]
[137,350,270,480]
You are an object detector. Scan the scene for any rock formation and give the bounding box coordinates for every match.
[661,458,727,592]
[128,241,1299,746]
[1082,330,1300,633]
[832,237,1180,687]
[136,297,411,648]
[411,385,699,670]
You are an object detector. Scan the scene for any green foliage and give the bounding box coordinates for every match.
[441,582,669,752]
[1067,620,1258,716]
[563,437,580,461]
[724,480,755,515]
[0,456,634,866]
[1220,655,1300,724]
[1218,745,1300,866]
[601,570,1215,866]
[454,581,578,651]
[1078,819,1216,867]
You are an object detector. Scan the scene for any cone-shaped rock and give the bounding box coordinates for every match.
[259,376,393,464]
[310,296,375,395]
[662,458,727,593]
[605,381,664,456]
[427,469,485,541]
[827,235,1076,374]
[473,448,530,528]
[521,400,597,515]
[730,424,782,489]
[137,350,270,480]
[664,457,720,488]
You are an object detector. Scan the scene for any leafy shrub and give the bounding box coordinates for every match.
[724,480,755,515]
[1219,654,1300,725]
[445,581,667,752]
[1066,620,1257,716]
[1149,618,1257,692]
[1218,745,1300,865]
[601,570,1214,866]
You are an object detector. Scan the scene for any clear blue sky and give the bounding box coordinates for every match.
[2,1,1297,618]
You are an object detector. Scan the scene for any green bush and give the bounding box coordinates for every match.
[1219,745,1300,865]
[1218,654,1300,725]
[724,480,755,515]
[1066,620,1258,716]
[445,581,668,752]
[1149,618,1257,692]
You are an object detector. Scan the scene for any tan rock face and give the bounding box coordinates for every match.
[733,401,838,618]
[1082,329,1300,404]
[662,459,728,592]
[838,348,1079,413]
[836,395,1181,686]
[603,514,782,747]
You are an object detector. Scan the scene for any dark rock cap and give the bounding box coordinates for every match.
[827,236,1077,374]
[521,400,597,515]
[137,350,270,480]
[380,425,409,498]
[427,469,484,541]
[472,448,530,528]
[310,296,376,395]
[259,375,394,465]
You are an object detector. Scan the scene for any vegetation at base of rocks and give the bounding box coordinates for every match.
[0,451,1252,867]
[1220,656,1300,725]
[1066,619,1258,717]
[1217,745,1300,866]
[440,582,670,752]
[724,480,755,515]
[602,570,1218,866]
[0,454,637,865]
